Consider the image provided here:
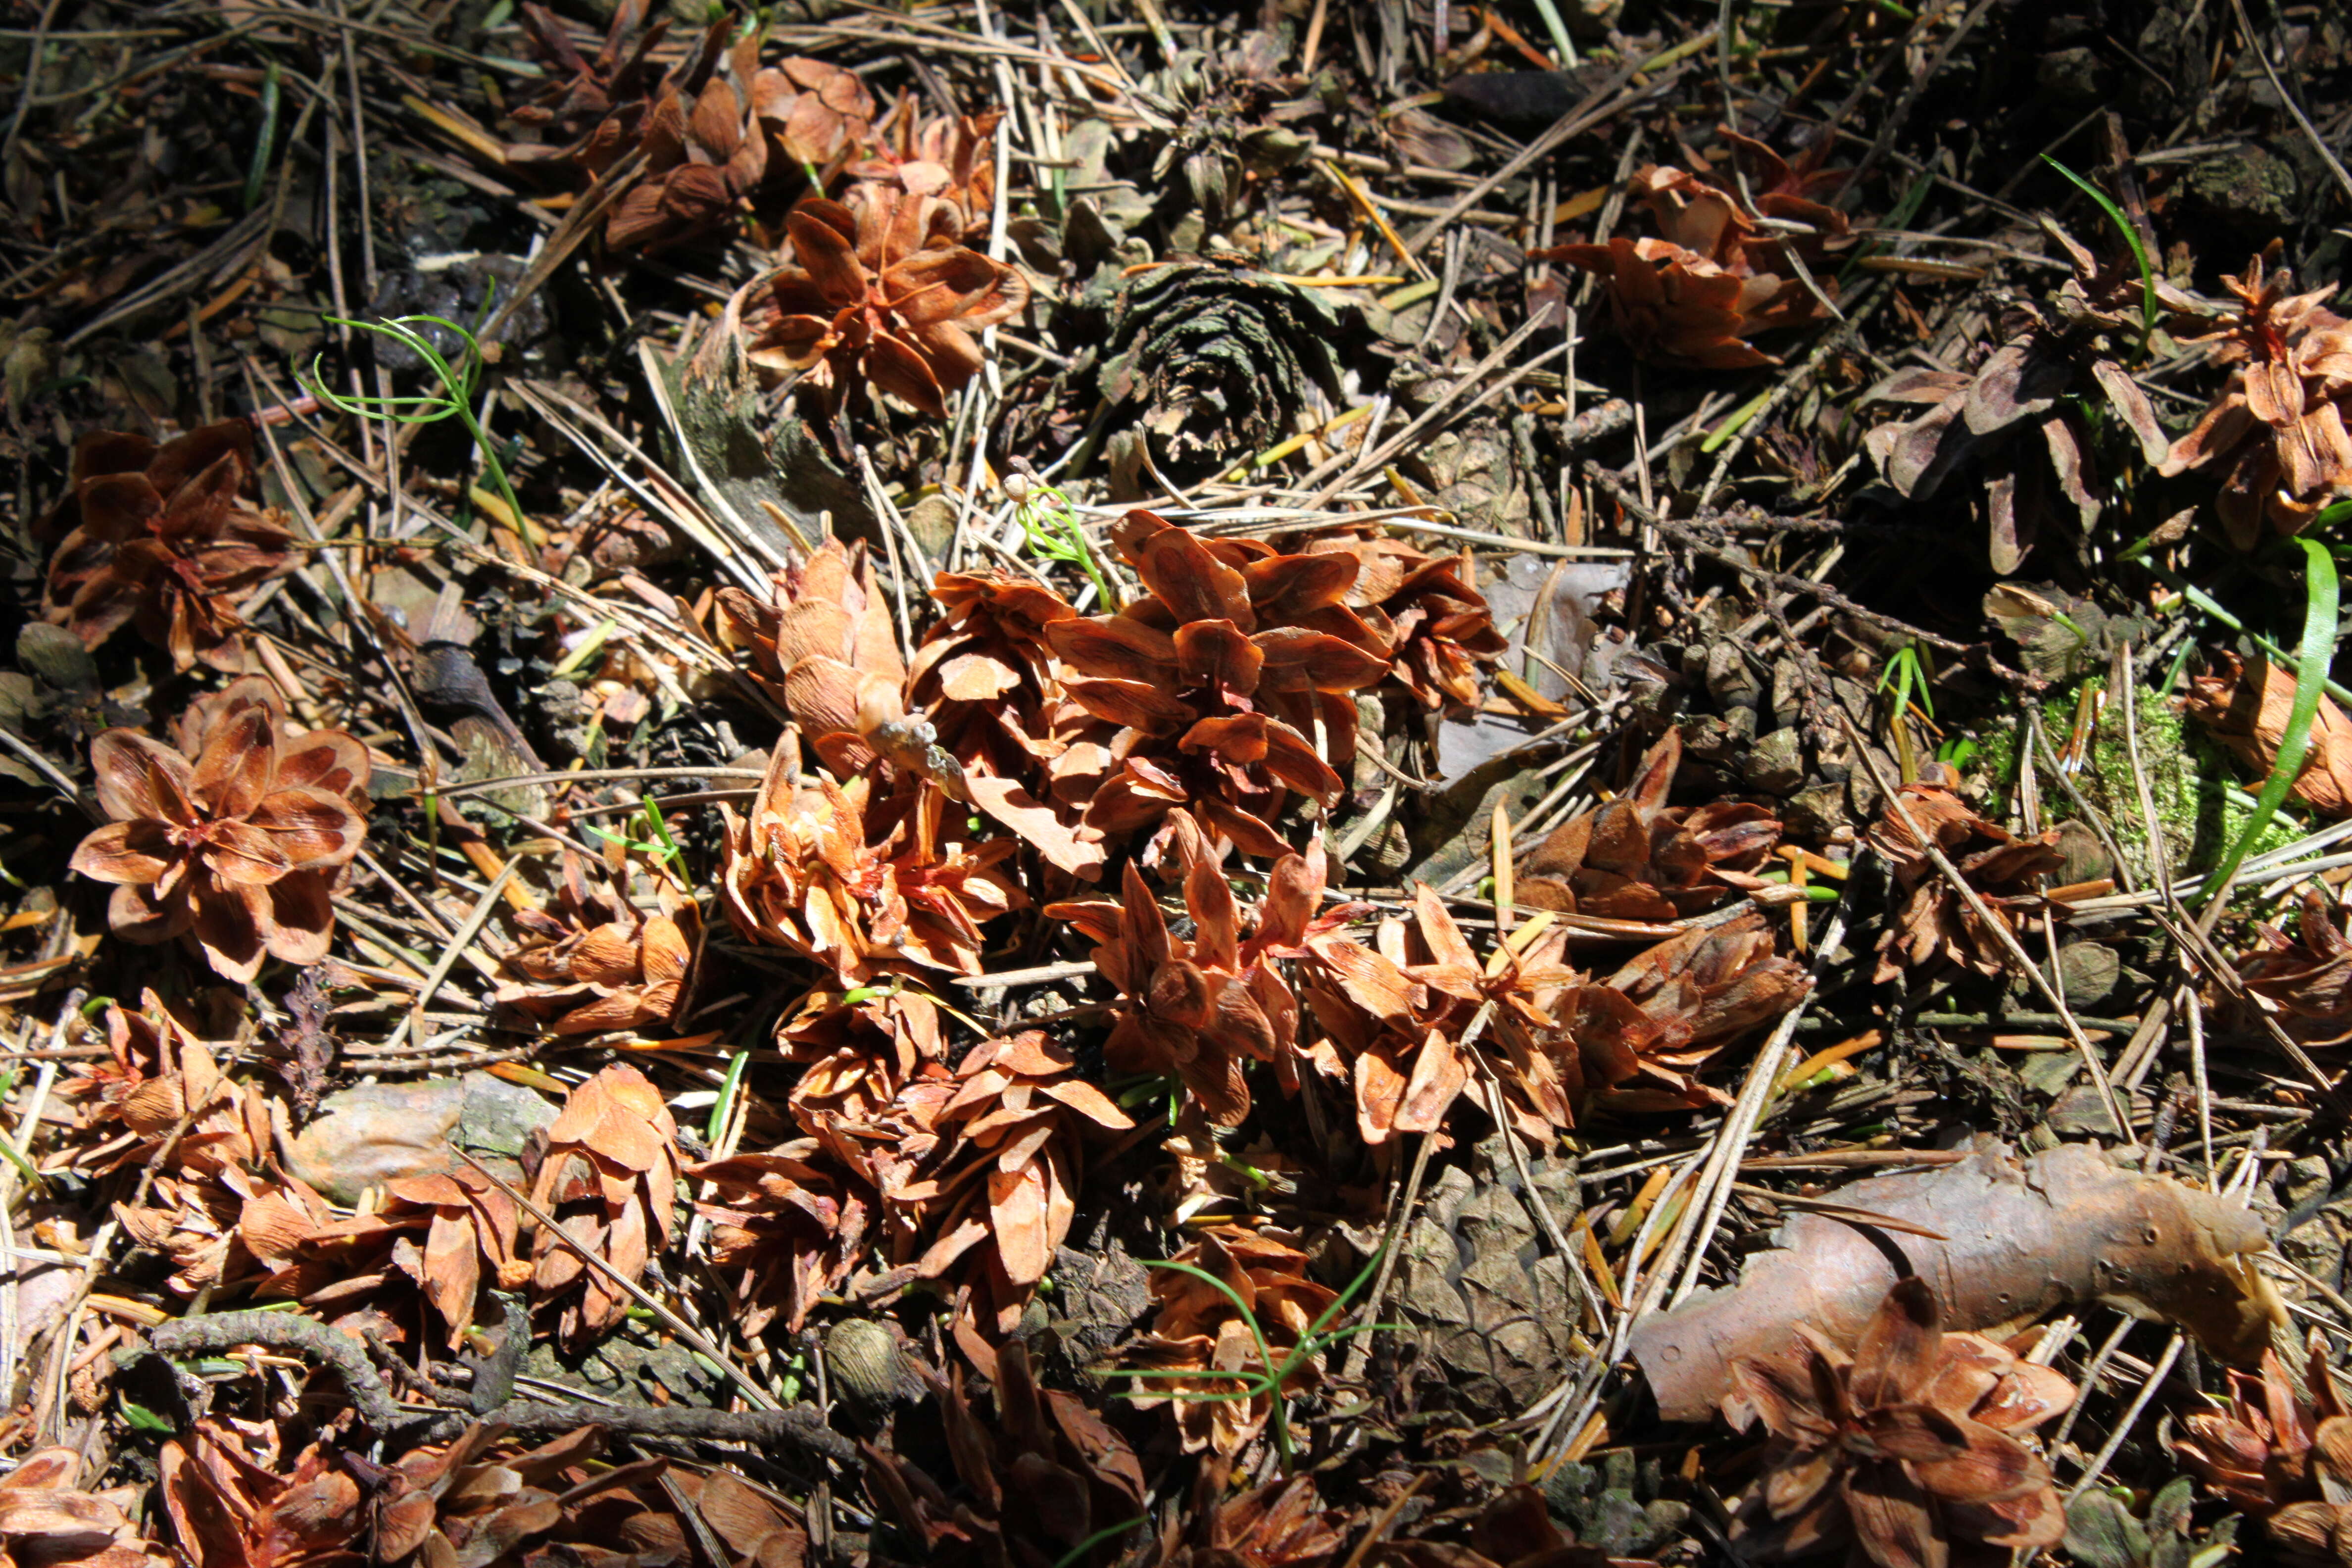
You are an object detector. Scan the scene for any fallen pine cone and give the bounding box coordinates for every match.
[1044,511,1389,858]
[1516,730,1782,920]
[1866,763,2067,980]
[742,187,1028,419]
[42,422,298,672]
[1533,130,1852,369]
[2175,1331,2352,1565]
[69,677,371,985]
[1725,1276,2073,1568]
[528,1063,683,1346]
[1096,263,1347,480]
[2160,249,2352,549]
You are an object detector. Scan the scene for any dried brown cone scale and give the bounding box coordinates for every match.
[849,105,1001,241]
[1133,1456,1351,1568]
[863,1339,1147,1567]
[716,756,1024,985]
[1866,763,2067,980]
[890,1030,1137,1370]
[527,1063,683,1347]
[692,1134,878,1338]
[602,34,771,255]
[363,1421,687,1568]
[716,539,907,777]
[494,848,697,1036]
[1119,1225,1336,1455]
[0,1448,169,1568]
[158,1418,369,1568]
[1288,527,1510,713]
[2233,888,2352,1048]
[2183,650,2352,820]
[753,56,878,173]
[1862,219,2177,573]
[1517,730,1782,921]
[907,566,1110,876]
[510,0,675,154]
[1051,857,1297,1127]
[514,6,771,254]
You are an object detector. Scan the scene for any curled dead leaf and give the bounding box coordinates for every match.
[1630,1138,2280,1423]
[2184,651,2352,819]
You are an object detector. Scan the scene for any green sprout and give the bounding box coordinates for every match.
[1008,475,1116,610]
[1875,643,1935,783]
[584,795,687,876]
[2200,536,2339,910]
[1105,1245,1391,1474]
[2042,153,2157,362]
[2317,494,2352,549]
[243,59,281,213]
[302,312,534,546]
[706,1048,751,1146]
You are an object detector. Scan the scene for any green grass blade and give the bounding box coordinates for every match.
[2042,154,2156,360]
[1298,1244,1388,1344]
[243,59,282,212]
[1049,1516,1147,1568]
[2199,536,2340,910]
[706,1049,749,1145]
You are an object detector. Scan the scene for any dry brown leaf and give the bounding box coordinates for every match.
[1630,1138,2280,1422]
[0,1448,172,1568]
[2184,651,2352,819]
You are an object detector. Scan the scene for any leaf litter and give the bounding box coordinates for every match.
[0,3,2351,1568]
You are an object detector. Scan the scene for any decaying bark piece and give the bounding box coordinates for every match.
[1630,1139,2280,1423]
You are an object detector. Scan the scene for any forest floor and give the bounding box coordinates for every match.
[1,2,2351,1567]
